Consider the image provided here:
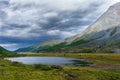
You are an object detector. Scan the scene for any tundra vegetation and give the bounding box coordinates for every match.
[0,52,120,80]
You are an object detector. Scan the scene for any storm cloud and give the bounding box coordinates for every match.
[0,0,120,50]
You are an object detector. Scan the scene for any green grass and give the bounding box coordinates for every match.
[26,53,120,64]
[0,53,120,80]
[67,39,90,46]
[35,40,90,52]
[0,47,23,57]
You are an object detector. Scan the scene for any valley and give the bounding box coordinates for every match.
[0,52,120,80]
[15,2,120,53]
[0,1,120,80]
[0,46,120,80]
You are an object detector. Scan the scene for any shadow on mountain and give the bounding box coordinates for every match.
[36,26,120,53]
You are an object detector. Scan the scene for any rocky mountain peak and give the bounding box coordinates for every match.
[76,2,120,40]
[110,2,120,9]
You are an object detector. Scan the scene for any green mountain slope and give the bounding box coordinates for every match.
[15,40,62,52]
[37,3,120,53]
[0,46,17,56]
[16,2,120,53]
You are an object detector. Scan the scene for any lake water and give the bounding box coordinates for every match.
[5,57,91,66]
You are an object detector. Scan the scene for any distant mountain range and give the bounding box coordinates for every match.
[15,40,62,52]
[0,46,17,56]
[15,2,120,53]
[0,46,10,53]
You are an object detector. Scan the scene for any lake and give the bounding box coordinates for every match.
[5,57,92,66]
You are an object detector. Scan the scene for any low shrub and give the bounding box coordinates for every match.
[11,62,26,67]
[34,64,52,71]
[34,64,63,71]
[51,65,63,70]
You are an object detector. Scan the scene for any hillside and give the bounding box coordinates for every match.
[16,2,120,53]
[0,46,17,56]
[15,40,62,52]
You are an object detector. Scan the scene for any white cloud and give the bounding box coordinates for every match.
[1,0,120,50]
[0,43,17,47]
[1,0,119,38]
[47,30,60,36]
[0,24,42,38]
[47,29,79,39]
[43,12,58,18]
[60,31,74,39]
[0,43,18,51]
[5,7,39,25]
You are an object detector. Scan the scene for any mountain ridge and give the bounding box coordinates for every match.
[15,40,62,52]
[0,46,17,56]
[15,2,120,53]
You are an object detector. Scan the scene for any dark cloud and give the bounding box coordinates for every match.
[36,2,102,32]
[0,0,9,9]
[0,35,61,50]
[0,11,7,19]
[0,0,119,50]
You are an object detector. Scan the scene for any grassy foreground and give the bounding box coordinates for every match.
[0,53,120,80]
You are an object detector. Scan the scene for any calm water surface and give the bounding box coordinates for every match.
[5,57,91,66]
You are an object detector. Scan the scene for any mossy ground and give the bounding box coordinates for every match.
[0,53,120,80]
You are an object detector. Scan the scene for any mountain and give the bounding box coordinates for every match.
[74,2,120,44]
[0,46,9,53]
[15,40,62,52]
[16,2,120,53]
[41,2,120,53]
[61,2,120,53]
[0,46,17,56]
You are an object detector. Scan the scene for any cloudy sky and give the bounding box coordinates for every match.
[0,0,120,51]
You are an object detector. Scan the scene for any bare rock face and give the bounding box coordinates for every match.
[66,2,120,47]
[80,2,120,38]
[16,2,120,53]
